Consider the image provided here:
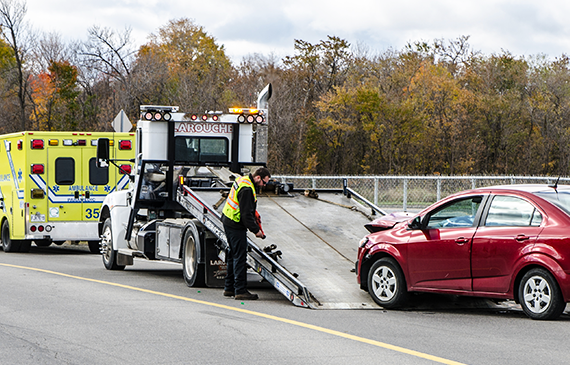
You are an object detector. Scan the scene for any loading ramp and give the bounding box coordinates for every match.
[182,185,382,309]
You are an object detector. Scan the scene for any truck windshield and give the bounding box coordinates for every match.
[174,137,228,164]
[534,191,570,216]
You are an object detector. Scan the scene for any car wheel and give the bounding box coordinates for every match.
[519,268,565,320]
[88,241,101,254]
[182,224,205,287]
[2,220,21,252]
[101,218,125,271]
[367,257,408,308]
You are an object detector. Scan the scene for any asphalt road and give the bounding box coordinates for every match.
[1,243,569,365]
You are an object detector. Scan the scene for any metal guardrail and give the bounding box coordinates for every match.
[275,175,569,212]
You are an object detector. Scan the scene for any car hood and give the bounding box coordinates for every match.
[364,212,415,233]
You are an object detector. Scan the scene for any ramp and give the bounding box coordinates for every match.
[258,192,378,309]
[193,187,380,309]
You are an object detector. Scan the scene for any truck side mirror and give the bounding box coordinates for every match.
[96,138,110,168]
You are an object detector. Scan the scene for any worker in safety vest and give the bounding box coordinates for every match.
[222,167,271,300]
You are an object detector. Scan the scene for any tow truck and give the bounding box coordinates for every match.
[96,85,382,308]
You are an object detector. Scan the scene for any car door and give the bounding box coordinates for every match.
[471,194,544,293]
[407,195,485,291]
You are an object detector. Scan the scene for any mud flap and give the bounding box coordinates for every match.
[205,238,226,287]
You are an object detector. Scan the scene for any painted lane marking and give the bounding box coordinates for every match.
[0,263,465,365]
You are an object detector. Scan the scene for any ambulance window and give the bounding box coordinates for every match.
[55,157,75,185]
[89,158,109,185]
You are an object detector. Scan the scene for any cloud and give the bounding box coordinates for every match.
[24,0,570,64]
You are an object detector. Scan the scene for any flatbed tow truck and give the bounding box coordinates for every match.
[96,85,384,309]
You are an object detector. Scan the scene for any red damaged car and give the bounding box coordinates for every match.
[356,184,570,320]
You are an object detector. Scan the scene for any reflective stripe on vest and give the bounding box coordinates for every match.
[222,175,256,223]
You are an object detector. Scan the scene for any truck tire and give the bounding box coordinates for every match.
[182,223,205,287]
[101,218,125,270]
[2,220,21,252]
[88,241,100,254]
[367,257,409,309]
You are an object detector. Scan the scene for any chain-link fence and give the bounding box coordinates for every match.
[274,175,570,212]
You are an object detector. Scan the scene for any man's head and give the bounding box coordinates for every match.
[252,167,271,188]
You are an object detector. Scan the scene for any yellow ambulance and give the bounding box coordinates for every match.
[0,131,135,253]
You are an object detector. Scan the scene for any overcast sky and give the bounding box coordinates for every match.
[24,0,570,64]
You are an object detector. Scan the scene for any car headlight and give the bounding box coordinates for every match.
[359,237,369,248]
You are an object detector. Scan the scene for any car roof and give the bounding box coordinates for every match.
[475,184,570,194]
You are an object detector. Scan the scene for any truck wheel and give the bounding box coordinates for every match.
[367,257,409,309]
[1,220,21,252]
[101,218,125,270]
[88,241,100,254]
[182,224,205,287]
[519,268,565,320]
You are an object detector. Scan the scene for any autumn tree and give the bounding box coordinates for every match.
[29,60,79,131]
[133,18,232,112]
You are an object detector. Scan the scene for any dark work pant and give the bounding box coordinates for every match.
[223,224,248,294]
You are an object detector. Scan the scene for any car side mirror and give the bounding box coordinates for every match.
[408,216,422,230]
[96,138,110,168]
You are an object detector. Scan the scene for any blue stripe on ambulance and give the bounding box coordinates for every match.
[4,139,24,199]
[29,173,130,204]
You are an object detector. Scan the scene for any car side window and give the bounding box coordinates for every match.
[425,196,482,229]
[484,195,542,227]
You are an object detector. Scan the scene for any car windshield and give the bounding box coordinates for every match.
[534,191,570,215]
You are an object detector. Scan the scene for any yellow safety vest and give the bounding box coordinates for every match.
[222,175,257,223]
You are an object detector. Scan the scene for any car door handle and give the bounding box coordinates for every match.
[455,237,469,245]
[516,234,530,242]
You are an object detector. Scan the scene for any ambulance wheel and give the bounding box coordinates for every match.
[34,240,51,247]
[2,220,21,252]
[88,241,100,254]
[182,224,205,287]
[101,218,125,270]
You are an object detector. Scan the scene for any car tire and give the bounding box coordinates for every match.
[101,218,125,271]
[519,268,565,320]
[367,257,409,308]
[2,220,21,252]
[182,223,205,287]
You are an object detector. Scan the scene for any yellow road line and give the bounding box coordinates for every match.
[0,263,466,365]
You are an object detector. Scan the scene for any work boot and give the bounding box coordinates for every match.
[235,291,259,300]
[223,290,235,297]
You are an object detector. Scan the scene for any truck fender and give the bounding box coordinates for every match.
[181,220,203,264]
[108,205,130,251]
